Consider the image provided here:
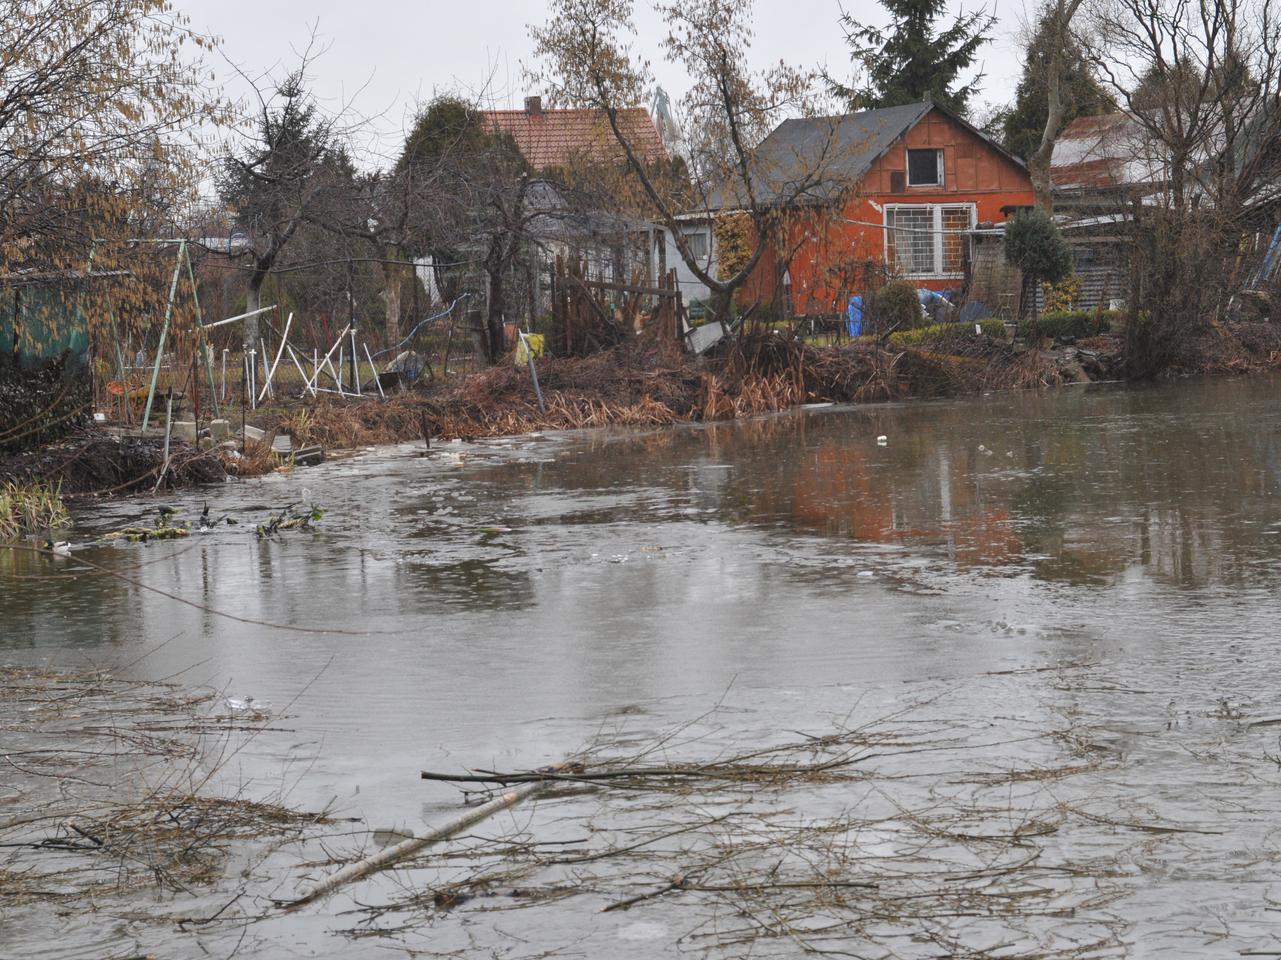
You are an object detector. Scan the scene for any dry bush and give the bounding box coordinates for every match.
[229,439,278,478]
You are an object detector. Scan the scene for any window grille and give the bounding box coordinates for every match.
[885,204,974,278]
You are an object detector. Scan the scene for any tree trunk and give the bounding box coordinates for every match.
[709,288,735,328]
[1030,0,1085,215]
[485,266,506,364]
[244,275,263,351]
[1030,65,1066,214]
[381,260,403,344]
[1029,148,1056,216]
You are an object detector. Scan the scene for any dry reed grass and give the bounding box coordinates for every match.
[263,333,1055,451]
[0,480,69,540]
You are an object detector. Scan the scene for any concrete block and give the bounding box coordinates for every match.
[171,421,197,443]
[210,418,231,440]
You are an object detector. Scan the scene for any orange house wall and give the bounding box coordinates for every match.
[742,109,1035,315]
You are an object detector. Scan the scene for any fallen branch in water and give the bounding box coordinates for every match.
[286,765,574,910]
[103,525,190,542]
[419,752,871,787]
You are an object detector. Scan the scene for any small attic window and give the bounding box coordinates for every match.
[906,148,943,187]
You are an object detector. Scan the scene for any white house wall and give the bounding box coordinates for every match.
[656,224,716,307]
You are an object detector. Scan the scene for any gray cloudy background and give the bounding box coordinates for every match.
[175,0,1026,162]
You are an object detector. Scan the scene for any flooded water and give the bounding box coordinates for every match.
[5,374,1281,957]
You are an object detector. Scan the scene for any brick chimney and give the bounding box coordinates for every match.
[524,95,543,116]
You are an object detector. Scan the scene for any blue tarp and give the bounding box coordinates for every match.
[846,296,863,337]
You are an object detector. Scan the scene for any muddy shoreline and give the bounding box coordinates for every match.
[4,323,1279,499]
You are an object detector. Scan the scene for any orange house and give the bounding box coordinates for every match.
[724,101,1034,316]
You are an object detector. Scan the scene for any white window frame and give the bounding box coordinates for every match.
[681,228,710,262]
[883,203,976,279]
[905,147,944,187]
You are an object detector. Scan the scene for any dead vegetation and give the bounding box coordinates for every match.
[270,333,1065,448]
[0,429,226,497]
[0,666,331,905]
[9,321,1279,497]
[307,687,1134,959]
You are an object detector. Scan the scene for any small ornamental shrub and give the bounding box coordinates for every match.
[868,279,924,332]
[1041,274,1083,313]
[887,319,1006,347]
[1020,309,1119,342]
[1004,211,1073,310]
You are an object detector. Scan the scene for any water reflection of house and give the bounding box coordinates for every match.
[787,444,1022,565]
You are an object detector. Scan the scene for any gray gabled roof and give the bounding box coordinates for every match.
[770,102,934,185]
[708,101,1025,210]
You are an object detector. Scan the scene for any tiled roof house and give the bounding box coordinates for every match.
[482,96,668,169]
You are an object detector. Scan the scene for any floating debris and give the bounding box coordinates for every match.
[105,525,190,542]
[256,504,326,539]
[225,696,270,716]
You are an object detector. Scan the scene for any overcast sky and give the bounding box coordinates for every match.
[175,0,1029,165]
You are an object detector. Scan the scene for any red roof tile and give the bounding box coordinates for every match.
[482,106,667,170]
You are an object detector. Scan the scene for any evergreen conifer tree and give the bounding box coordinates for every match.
[999,9,1109,161]
[828,0,996,115]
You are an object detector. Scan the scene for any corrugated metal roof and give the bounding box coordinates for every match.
[482,106,667,170]
[1051,112,1167,190]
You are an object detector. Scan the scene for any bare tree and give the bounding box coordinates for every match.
[1084,0,1281,373]
[530,0,840,325]
[218,52,358,349]
[396,97,542,362]
[1087,0,1281,215]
